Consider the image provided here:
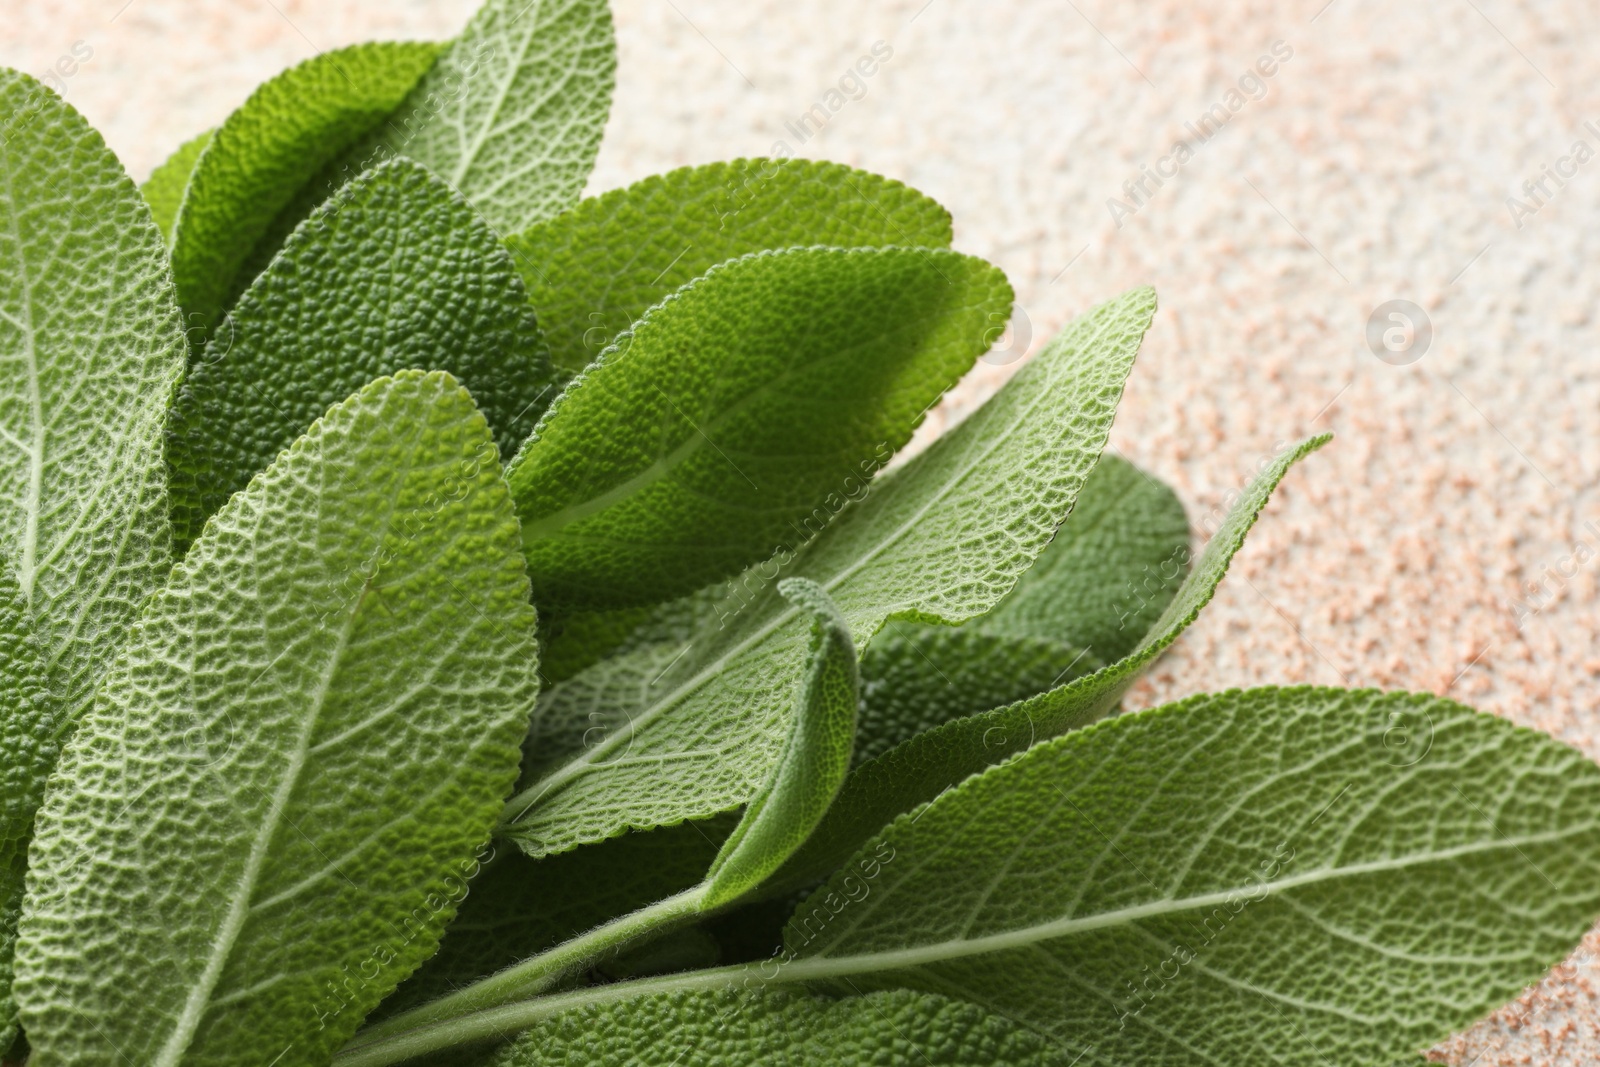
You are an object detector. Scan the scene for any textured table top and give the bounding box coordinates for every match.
[4,0,1599,1062]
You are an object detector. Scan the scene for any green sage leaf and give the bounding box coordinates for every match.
[773,435,1326,892]
[373,0,616,234]
[784,687,1600,1067]
[501,286,1157,858]
[507,246,1012,611]
[169,41,442,331]
[14,371,540,1067]
[167,156,555,551]
[506,158,955,374]
[0,69,187,1042]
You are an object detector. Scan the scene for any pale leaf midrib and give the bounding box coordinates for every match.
[0,147,45,602]
[153,603,362,1067]
[448,0,546,188]
[155,417,423,1064]
[345,823,1590,1062]
[795,825,1589,975]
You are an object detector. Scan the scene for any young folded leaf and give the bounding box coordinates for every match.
[508,245,1012,610]
[505,158,955,373]
[852,452,1187,765]
[0,69,188,1042]
[371,0,616,234]
[703,579,858,909]
[366,582,854,1041]
[355,687,1600,1067]
[771,434,1327,891]
[14,371,540,1067]
[783,687,1600,1066]
[484,988,1061,1066]
[169,41,442,332]
[141,128,213,241]
[167,156,556,551]
[502,287,1157,858]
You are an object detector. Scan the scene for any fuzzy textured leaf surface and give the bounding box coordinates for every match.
[505,158,955,373]
[14,371,540,1067]
[169,42,442,331]
[703,579,858,908]
[167,157,555,550]
[0,69,187,1041]
[502,287,1157,858]
[142,129,213,241]
[537,604,660,685]
[785,687,1600,1066]
[0,68,186,728]
[851,453,1186,765]
[485,988,1063,1066]
[854,625,1099,767]
[375,0,615,234]
[977,452,1189,660]
[0,571,49,1049]
[508,246,1011,610]
[772,436,1325,891]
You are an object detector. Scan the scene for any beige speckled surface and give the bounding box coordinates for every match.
[5,0,1600,1062]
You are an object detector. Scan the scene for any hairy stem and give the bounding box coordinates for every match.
[334,960,779,1067]
[353,882,711,1047]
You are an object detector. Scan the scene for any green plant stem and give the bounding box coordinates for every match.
[353,883,711,1046]
[334,959,773,1067]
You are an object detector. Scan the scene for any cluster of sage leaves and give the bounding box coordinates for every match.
[2,1,1598,1065]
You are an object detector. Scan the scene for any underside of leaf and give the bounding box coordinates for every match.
[794,687,1600,1067]
[372,0,616,234]
[0,69,187,1043]
[501,286,1157,858]
[15,371,540,1067]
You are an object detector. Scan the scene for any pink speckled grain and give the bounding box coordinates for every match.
[4,0,1598,1062]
